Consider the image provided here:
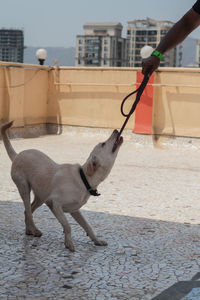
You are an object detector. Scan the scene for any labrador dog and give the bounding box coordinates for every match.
[1,121,123,251]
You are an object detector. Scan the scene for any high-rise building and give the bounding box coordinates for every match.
[126,18,182,67]
[0,29,24,63]
[76,23,127,67]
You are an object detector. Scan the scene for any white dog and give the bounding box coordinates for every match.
[1,121,123,251]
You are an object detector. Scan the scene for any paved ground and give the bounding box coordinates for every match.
[1,127,200,299]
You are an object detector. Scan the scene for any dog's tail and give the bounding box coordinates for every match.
[1,121,17,162]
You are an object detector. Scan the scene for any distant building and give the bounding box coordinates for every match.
[0,29,24,63]
[76,22,127,67]
[126,18,182,67]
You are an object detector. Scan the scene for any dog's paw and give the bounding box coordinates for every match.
[94,239,108,246]
[65,239,75,252]
[26,228,42,237]
[33,229,43,237]
[66,243,75,252]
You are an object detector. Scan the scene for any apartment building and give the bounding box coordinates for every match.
[0,29,24,63]
[126,18,182,67]
[76,22,127,67]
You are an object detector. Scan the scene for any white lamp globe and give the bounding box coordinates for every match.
[36,48,47,65]
[140,45,154,59]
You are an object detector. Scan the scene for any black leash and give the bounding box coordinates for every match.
[80,75,150,195]
[116,74,150,140]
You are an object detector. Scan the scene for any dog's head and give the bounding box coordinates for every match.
[85,130,123,182]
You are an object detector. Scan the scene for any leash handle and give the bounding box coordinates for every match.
[121,74,149,117]
[117,74,150,139]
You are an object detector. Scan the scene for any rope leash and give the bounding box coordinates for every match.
[118,74,150,135]
[112,74,149,152]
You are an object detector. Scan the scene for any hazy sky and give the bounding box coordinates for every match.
[0,0,199,48]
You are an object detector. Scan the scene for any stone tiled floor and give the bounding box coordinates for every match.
[1,128,200,299]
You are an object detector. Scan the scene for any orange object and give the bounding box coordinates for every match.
[133,71,154,134]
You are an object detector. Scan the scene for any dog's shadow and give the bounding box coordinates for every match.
[1,200,200,299]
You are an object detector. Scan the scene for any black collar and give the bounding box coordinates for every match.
[79,168,100,197]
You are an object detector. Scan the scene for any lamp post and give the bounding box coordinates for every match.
[140,45,154,59]
[36,48,47,65]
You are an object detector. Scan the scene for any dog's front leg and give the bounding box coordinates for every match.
[46,199,75,252]
[71,210,107,247]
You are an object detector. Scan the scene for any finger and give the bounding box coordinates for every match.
[142,65,153,77]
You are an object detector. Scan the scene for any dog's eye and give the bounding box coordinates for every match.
[101,142,106,147]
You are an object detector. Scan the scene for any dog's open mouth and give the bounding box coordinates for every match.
[112,136,123,153]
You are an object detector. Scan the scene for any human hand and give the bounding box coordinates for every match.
[142,55,160,77]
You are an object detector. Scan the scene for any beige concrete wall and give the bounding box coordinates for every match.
[1,62,200,138]
[23,69,48,125]
[153,68,200,137]
[47,67,137,129]
[0,68,7,122]
[0,63,49,127]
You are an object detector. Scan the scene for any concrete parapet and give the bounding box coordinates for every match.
[1,62,200,139]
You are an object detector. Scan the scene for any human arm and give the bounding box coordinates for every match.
[142,8,200,77]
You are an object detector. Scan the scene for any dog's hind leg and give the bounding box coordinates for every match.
[31,195,43,213]
[14,178,42,237]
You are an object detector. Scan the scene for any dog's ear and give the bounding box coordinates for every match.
[86,155,99,176]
